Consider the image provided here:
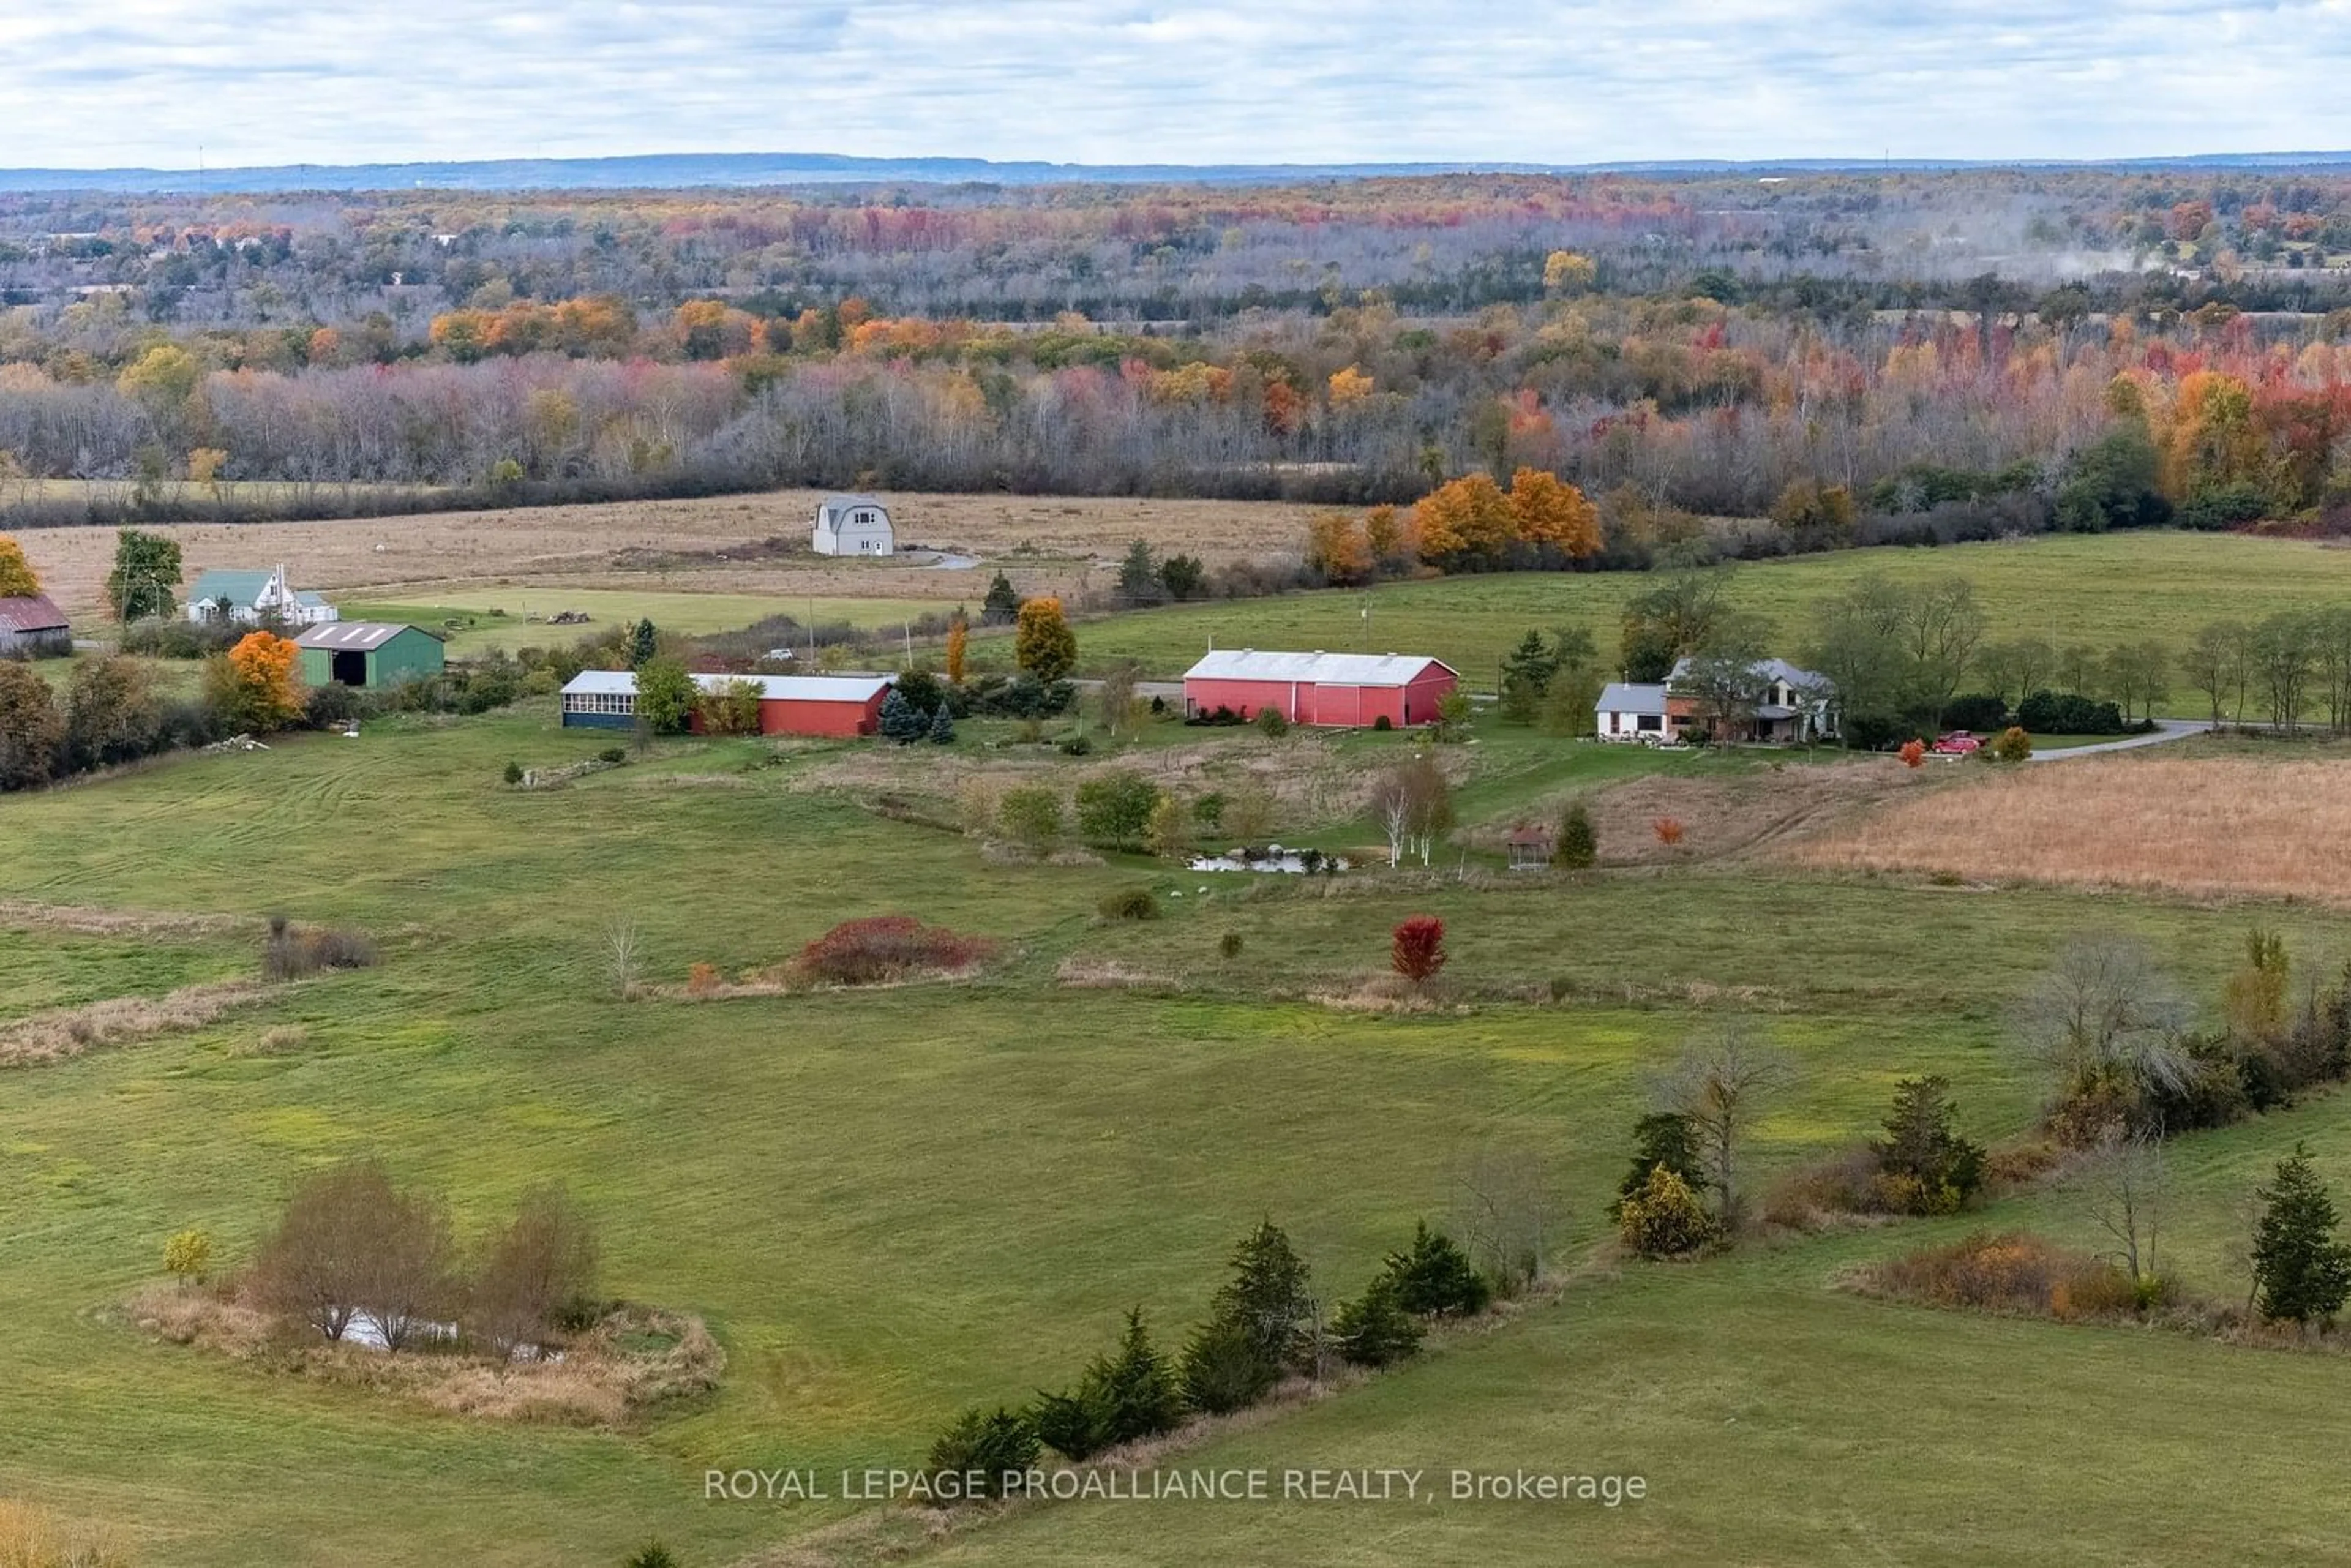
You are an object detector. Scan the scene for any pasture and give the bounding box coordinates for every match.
[339,588,946,656]
[10,527,2351,1564]
[1070,531,2351,699]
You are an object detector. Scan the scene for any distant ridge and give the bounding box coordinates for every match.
[7,149,2351,195]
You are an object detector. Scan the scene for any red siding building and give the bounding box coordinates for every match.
[1182,650,1459,728]
[563,671,894,737]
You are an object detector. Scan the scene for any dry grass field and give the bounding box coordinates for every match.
[9,488,1324,620]
[1790,752,2351,904]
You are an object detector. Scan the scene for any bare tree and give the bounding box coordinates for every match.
[2074,1125,2166,1282]
[2020,936,2193,1103]
[1659,1021,1793,1231]
[253,1158,453,1351]
[356,1184,457,1352]
[603,916,643,1000]
[1367,756,1452,868]
[1449,1141,1566,1293]
[470,1183,600,1357]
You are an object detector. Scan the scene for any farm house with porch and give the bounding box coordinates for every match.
[561,670,896,737]
[296,622,444,689]
[1182,650,1458,728]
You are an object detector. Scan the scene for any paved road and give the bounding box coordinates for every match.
[2024,718,2211,760]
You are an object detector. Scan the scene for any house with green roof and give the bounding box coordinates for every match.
[185,564,338,628]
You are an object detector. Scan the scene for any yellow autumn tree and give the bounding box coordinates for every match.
[1362,503,1412,563]
[945,619,969,685]
[2167,370,2261,498]
[1327,364,1374,407]
[1505,467,1602,558]
[1414,472,1515,565]
[0,534,40,598]
[1013,597,1077,682]
[1543,250,1597,293]
[208,631,306,733]
[1305,512,1373,584]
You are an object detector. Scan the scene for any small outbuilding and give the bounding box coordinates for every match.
[561,670,896,737]
[1182,649,1459,728]
[0,593,71,658]
[1505,825,1555,871]
[296,621,445,688]
[812,495,894,557]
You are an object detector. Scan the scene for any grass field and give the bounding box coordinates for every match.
[9,604,2351,1560]
[1068,532,2351,706]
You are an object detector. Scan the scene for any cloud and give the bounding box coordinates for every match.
[3,1,2348,169]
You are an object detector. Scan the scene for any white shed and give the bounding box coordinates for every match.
[812,495,894,557]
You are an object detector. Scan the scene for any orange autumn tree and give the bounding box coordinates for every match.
[209,631,306,733]
[1505,467,1602,558]
[945,618,969,685]
[1415,467,1599,568]
[1305,512,1374,584]
[0,533,40,598]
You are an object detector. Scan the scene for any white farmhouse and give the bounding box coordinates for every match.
[812,495,894,557]
[185,565,339,628]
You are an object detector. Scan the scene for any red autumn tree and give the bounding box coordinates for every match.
[1391,915,1447,985]
[1899,739,1926,769]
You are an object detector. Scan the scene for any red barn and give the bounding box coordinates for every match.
[695,673,895,737]
[1182,650,1459,728]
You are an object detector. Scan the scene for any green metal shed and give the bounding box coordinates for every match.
[295,622,445,689]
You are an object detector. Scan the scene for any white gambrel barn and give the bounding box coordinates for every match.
[812,495,894,557]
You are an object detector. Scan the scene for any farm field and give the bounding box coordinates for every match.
[7,695,2351,1563]
[1070,531,2351,700]
[6,487,1326,622]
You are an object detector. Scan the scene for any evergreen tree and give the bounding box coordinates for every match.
[878,687,926,743]
[1498,629,1559,723]
[982,571,1021,626]
[629,617,658,669]
[1873,1075,1985,1208]
[927,702,956,744]
[1179,1316,1272,1414]
[1332,1278,1423,1367]
[1212,1219,1312,1370]
[1614,1112,1706,1214]
[1379,1220,1491,1317]
[1554,800,1597,870]
[1116,538,1163,606]
[2253,1142,2351,1322]
[1093,1307,1185,1445]
[924,1406,1040,1502]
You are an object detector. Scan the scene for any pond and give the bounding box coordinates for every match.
[1189,844,1349,874]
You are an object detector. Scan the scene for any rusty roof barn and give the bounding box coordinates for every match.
[0,593,70,658]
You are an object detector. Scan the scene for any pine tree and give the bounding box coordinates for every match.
[1332,1278,1423,1367]
[1498,629,1558,723]
[1116,538,1162,606]
[629,617,658,669]
[877,687,925,743]
[982,571,1021,626]
[1093,1307,1185,1444]
[1614,1112,1706,1214]
[1554,800,1597,870]
[1379,1220,1490,1317]
[2253,1141,2351,1322]
[1212,1219,1312,1370]
[1873,1075,1985,1209]
[927,702,956,744]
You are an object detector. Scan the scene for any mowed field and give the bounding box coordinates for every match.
[1073,531,2351,694]
[8,487,1326,621]
[8,692,2351,1562]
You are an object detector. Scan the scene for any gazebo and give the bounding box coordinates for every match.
[1505,825,1555,871]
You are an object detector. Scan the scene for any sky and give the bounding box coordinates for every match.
[4,1,2350,170]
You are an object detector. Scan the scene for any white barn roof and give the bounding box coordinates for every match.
[560,670,893,702]
[1182,650,1453,687]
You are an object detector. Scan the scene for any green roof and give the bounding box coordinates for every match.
[187,569,274,607]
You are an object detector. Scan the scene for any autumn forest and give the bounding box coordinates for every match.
[3,169,2351,556]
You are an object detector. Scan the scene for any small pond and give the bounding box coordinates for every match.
[1189,844,1348,874]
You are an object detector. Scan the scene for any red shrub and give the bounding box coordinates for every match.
[790,916,994,986]
[686,961,721,996]
[1391,915,1447,984]
[1899,739,1926,769]
[1652,816,1685,847]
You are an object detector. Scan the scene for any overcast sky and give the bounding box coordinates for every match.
[6,1,2350,170]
